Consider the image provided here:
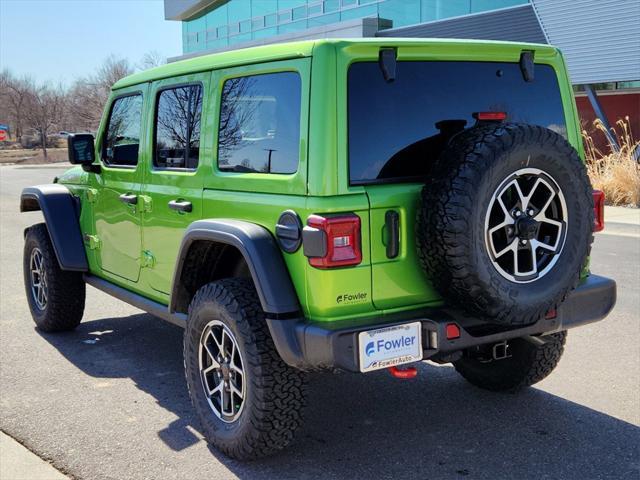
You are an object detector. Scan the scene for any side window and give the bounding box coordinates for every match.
[218,71,301,174]
[155,85,203,169]
[103,94,143,167]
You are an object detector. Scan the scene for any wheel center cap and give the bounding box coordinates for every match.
[516,216,538,240]
[220,363,230,379]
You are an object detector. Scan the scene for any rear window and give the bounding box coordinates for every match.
[348,61,566,185]
[217,72,301,174]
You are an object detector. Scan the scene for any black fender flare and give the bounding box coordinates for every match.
[170,219,301,316]
[20,184,88,272]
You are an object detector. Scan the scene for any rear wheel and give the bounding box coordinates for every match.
[23,223,85,332]
[183,278,306,460]
[453,332,567,392]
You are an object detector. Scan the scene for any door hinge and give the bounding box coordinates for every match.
[139,195,153,213]
[86,188,98,203]
[84,234,101,250]
[141,250,156,268]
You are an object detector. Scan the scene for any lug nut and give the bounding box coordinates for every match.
[514,210,522,217]
[521,239,528,245]
[527,209,535,216]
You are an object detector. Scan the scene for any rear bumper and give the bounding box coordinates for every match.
[267,274,616,372]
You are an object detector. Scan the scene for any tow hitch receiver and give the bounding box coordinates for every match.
[491,341,511,362]
[388,365,418,379]
[474,341,512,363]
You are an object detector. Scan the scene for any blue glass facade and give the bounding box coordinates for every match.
[182,0,528,54]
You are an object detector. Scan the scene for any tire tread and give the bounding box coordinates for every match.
[184,278,306,460]
[23,223,85,332]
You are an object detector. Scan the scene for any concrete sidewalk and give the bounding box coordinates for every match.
[0,432,68,480]
[605,206,640,226]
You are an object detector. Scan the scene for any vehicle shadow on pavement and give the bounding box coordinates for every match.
[39,314,639,480]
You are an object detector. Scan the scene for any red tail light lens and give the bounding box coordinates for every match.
[473,111,507,121]
[306,214,362,268]
[593,190,605,232]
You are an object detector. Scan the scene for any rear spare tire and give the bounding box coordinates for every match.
[417,123,594,326]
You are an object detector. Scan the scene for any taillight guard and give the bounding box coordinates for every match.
[303,214,362,268]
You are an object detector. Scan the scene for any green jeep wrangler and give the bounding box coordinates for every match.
[21,39,616,460]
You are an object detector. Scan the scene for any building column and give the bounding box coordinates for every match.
[584,84,620,152]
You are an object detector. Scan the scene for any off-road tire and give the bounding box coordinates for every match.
[453,331,567,392]
[183,278,306,460]
[23,223,85,332]
[417,123,594,326]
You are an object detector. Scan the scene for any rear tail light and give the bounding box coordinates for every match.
[303,214,362,268]
[473,111,507,121]
[593,190,605,232]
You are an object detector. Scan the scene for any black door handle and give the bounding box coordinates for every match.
[385,210,399,259]
[119,193,138,205]
[168,200,192,213]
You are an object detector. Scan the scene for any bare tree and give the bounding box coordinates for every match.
[23,84,67,159]
[67,55,133,131]
[0,69,34,142]
[217,76,259,166]
[138,50,166,70]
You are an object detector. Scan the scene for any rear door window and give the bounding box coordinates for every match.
[154,84,203,169]
[217,71,301,174]
[348,61,566,184]
[103,94,143,167]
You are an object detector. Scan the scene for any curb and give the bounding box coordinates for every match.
[0,432,69,480]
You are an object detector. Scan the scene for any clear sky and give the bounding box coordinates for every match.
[0,0,182,84]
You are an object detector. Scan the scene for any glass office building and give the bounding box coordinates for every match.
[179,0,527,54]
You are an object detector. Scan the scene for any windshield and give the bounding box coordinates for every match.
[348,61,567,185]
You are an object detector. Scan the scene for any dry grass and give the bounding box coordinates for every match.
[0,148,68,165]
[583,117,640,207]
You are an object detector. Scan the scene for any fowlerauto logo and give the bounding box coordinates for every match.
[365,335,417,356]
[365,341,375,356]
[336,292,367,304]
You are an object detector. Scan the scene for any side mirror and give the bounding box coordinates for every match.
[67,133,100,173]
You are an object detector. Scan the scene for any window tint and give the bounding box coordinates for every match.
[348,62,566,184]
[218,72,301,174]
[155,85,203,169]
[103,94,143,167]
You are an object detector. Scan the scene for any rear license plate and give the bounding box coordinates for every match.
[358,322,423,373]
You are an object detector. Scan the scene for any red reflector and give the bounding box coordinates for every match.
[473,111,507,121]
[593,190,605,232]
[545,308,557,320]
[445,323,461,340]
[388,366,418,379]
[307,214,362,268]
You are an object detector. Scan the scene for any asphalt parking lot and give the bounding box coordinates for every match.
[1,164,638,480]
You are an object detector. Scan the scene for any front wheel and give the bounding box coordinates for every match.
[183,278,306,460]
[453,332,567,392]
[23,223,85,332]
